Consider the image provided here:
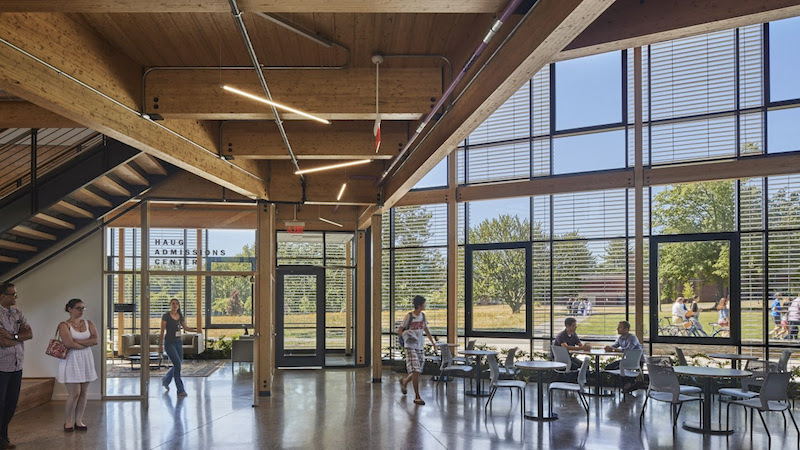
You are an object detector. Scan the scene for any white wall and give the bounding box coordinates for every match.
[12,232,103,400]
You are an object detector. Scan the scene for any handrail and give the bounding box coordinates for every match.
[0,130,102,200]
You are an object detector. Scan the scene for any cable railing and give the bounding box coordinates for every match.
[0,128,102,201]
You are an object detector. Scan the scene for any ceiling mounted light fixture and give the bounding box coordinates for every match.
[336,183,347,201]
[222,85,331,124]
[295,160,370,175]
[319,217,343,228]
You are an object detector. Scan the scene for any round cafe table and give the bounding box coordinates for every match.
[573,350,617,396]
[458,350,498,397]
[515,361,567,421]
[707,353,758,370]
[673,366,751,435]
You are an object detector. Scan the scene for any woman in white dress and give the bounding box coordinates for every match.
[57,299,98,432]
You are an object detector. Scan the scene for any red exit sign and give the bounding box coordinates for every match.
[287,226,304,234]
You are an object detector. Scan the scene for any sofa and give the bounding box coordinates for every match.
[120,333,204,358]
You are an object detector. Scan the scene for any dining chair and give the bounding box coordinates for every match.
[551,345,578,381]
[777,349,792,372]
[674,347,688,366]
[548,357,590,419]
[453,340,476,365]
[485,356,526,419]
[718,359,773,426]
[603,349,643,400]
[726,371,799,444]
[645,356,702,396]
[437,344,473,394]
[498,347,520,379]
[640,362,703,428]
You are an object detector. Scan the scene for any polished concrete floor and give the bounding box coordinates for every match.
[8,364,800,449]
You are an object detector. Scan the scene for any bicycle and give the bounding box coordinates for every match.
[708,322,729,337]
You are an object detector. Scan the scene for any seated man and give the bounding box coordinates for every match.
[553,317,591,370]
[604,321,644,393]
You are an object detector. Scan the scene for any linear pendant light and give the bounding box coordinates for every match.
[295,160,370,175]
[222,85,331,124]
[336,183,347,201]
[319,217,343,228]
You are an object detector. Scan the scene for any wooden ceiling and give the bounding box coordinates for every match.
[0,0,797,228]
[75,13,485,68]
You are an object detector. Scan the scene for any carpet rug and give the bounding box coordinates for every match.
[106,359,226,378]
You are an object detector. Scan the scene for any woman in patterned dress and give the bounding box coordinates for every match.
[57,299,98,432]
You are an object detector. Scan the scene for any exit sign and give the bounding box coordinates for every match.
[287,226,304,234]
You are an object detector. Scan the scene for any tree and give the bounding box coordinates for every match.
[392,206,447,310]
[210,244,255,316]
[652,181,734,300]
[469,215,528,313]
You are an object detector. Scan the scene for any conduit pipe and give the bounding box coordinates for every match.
[377,0,526,187]
[228,0,305,181]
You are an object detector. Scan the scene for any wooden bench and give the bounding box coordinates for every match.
[18,378,54,414]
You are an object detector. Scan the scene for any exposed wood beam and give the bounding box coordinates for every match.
[558,0,800,61]
[31,213,76,230]
[394,153,800,206]
[53,200,94,219]
[0,101,80,128]
[0,13,267,199]
[268,160,382,204]
[0,239,36,252]
[645,153,800,186]
[382,0,614,209]
[10,225,56,241]
[0,255,18,264]
[143,172,251,201]
[0,1,506,13]
[222,121,407,160]
[145,68,441,121]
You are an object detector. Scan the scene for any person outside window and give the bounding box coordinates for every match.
[770,293,784,338]
[553,317,591,370]
[787,295,800,340]
[716,297,730,337]
[397,296,436,406]
[671,297,687,325]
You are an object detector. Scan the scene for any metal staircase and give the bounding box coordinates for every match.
[0,128,174,277]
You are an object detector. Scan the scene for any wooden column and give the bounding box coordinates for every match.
[345,243,352,355]
[255,202,276,401]
[447,152,458,344]
[196,229,203,333]
[371,214,382,382]
[634,47,645,343]
[356,231,367,365]
[116,228,125,353]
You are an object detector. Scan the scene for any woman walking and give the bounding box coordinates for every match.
[397,295,436,405]
[57,299,98,432]
[158,299,197,397]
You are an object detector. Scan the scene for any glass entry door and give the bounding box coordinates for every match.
[276,266,325,367]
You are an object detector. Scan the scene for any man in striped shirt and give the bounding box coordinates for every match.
[0,283,32,450]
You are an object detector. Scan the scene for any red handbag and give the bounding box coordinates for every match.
[45,325,68,359]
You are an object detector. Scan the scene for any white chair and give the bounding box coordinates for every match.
[777,349,793,372]
[603,349,643,400]
[498,347,520,379]
[437,344,473,394]
[718,359,772,426]
[453,340,476,365]
[551,345,578,380]
[548,357,590,419]
[485,356,526,419]
[726,371,799,444]
[639,362,703,428]
[646,356,701,396]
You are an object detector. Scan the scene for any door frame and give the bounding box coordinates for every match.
[275,265,326,367]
